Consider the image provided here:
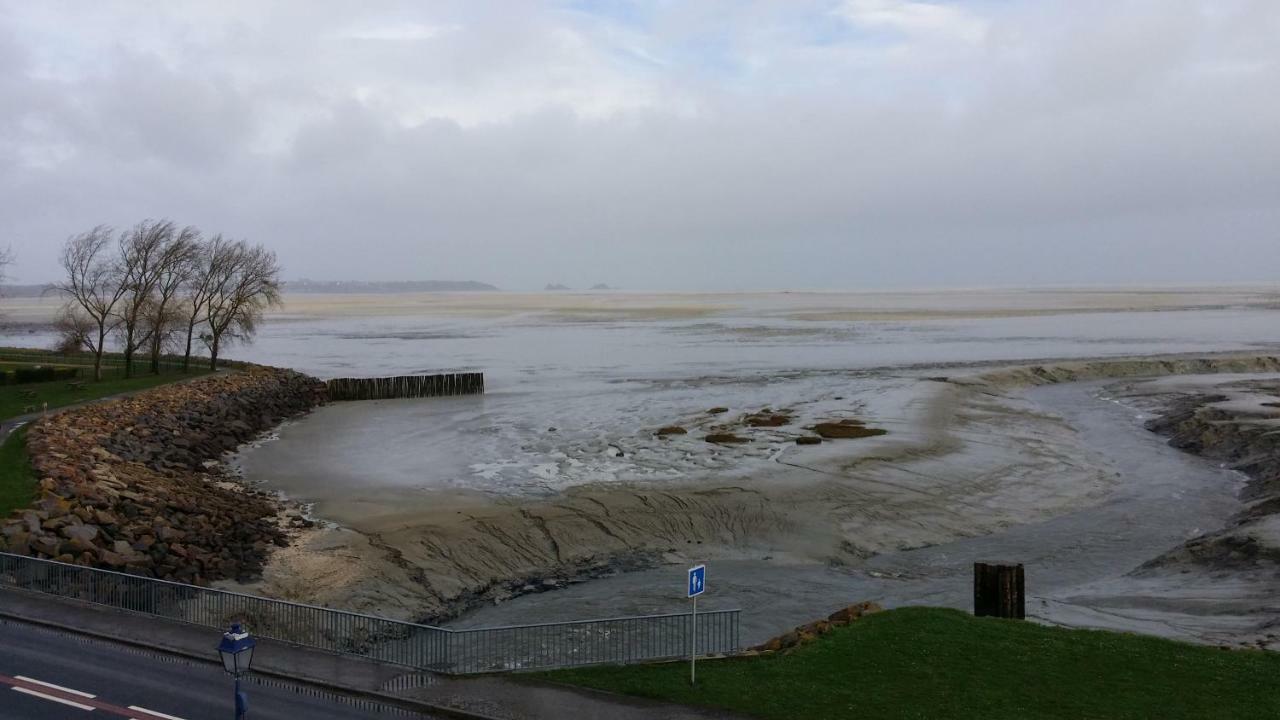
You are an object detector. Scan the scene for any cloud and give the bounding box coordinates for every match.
[0,1,1277,290]
[344,22,461,42]
[835,0,988,44]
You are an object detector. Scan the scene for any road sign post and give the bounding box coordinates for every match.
[687,564,705,685]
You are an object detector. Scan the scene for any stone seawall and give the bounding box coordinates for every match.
[0,367,326,584]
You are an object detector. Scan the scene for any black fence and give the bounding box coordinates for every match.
[0,552,741,674]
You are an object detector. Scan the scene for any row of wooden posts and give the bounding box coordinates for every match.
[326,372,485,401]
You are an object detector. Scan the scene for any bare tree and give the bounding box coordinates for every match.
[144,225,201,374]
[54,226,127,380]
[203,240,282,370]
[179,234,230,372]
[114,219,177,378]
[53,306,93,354]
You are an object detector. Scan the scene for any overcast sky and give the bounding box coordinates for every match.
[1,1,1277,291]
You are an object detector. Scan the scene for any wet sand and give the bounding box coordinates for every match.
[265,286,1280,322]
[229,352,1280,649]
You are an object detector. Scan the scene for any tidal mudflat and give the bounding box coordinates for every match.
[129,287,1280,645]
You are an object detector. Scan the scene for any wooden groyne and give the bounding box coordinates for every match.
[326,373,485,401]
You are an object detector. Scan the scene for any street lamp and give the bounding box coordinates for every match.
[217,623,256,719]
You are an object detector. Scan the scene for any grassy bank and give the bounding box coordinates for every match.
[0,427,35,518]
[0,370,211,422]
[543,608,1280,720]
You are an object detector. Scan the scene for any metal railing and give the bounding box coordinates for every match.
[0,552,740,674]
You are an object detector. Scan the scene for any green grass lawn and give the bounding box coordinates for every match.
[542,607,1280,720]
[0,426,35,518]
[0,369,211,422]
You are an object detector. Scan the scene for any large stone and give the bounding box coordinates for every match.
[745,412,791,427]
[705,433,749,444]
[812,422,889,440]
[96,549,127,568]
[156,526,186,542]
[1,530,30,552]
[31,535,60,557]
[61,524,99,543]
[827,601,883,625]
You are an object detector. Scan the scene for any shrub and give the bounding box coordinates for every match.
[11,366,80,384]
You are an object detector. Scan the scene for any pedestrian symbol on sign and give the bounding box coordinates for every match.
[688,565,705,598]
[686,564,706,685]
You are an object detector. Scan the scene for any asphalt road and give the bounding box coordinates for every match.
[0,619,438,719]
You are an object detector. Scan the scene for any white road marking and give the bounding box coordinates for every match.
[128,705,188,720]
[15,675,97,698]
[12,686,96,710]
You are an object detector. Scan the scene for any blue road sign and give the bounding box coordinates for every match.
[688,565,706,598]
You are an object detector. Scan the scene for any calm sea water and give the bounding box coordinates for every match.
[226,300,1280,499]
[5,295,1276,498]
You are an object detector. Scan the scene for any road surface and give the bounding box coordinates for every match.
[0,619,437,719]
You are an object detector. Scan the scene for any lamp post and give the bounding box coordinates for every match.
[217,623,256,720]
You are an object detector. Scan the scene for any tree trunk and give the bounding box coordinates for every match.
[183,321,195,373]
[94,327,105,382]
[123,326,134,379]
[149,332,161,375]
[209,335,219,371]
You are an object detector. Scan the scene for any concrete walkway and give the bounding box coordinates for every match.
[0,587,743,720]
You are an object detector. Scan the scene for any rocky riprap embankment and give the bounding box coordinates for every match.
[0,367,325,584]
[751,601,883,653]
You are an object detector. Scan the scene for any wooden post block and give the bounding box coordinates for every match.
[325,373,486,401]
[973,562,1024,619]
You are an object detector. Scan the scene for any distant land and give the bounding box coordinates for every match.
[0,284,56,298]
[285,280,499,293]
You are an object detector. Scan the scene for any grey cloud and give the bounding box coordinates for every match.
[1,1,1278,290]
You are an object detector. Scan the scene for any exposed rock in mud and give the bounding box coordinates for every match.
[795,436,822,445]
[707,407,729,414]
[655,426,687,436]
[812,421,888,439]
[0,367,326,584]
[745,411,792,427]
[705,432,749,444]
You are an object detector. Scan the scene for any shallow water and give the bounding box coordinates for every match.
[228,301,1280,501]
[241,305,1277,382]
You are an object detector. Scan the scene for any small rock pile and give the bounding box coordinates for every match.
[752,601,883,652]
[0,367,326,584]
